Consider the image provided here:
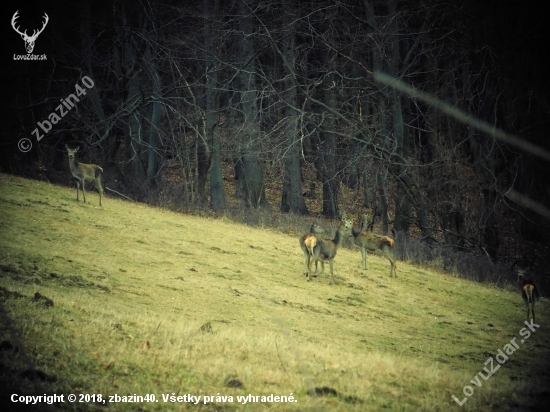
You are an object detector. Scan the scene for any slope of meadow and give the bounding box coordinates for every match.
[0,173,548,411]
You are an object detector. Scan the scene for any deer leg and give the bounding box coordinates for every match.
[307,255,314,281]
[317,261,325,276]
[361,247,367,269]
[329,260,335,285]
[382,246,396,277]
[95,177,103,206]
[390,251,396,277]
[303,251,310,277]
[81,179,87,203]
[74,180,80,201]
[313,259,321,277]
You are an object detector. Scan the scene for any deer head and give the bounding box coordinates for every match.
[12,11,49,54]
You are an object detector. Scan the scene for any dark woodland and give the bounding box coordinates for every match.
[2,0,550,281]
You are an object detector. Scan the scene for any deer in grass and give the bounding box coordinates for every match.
[66,145,104,206]
[306,218,352,285]
[351,218,396,277]
[517,270,540,322]
[299,222,325,278]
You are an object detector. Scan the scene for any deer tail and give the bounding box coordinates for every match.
[305,235,317,255]
[523,284,535,303]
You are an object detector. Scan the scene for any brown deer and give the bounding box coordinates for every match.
[66,145,104,206]
[351,223,396,277]
[299,222,325,278]
[517,270,540,322]
[307,218,352,285]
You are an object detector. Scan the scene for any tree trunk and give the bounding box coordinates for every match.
[387,0,411,233]
[378,172,389,234]
[280,23,308,214]
[196,124,210,202]
[362,170,370,208]
[114,1,147,193]
[205,0,225,211]
[144,43,161,186]
[237,0,267,208]
[319,84,339,218]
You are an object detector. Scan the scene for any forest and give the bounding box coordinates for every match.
[3,0,550,276]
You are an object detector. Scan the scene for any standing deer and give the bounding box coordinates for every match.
[517,270,540,322]
[307,219,352,285]
[66,145,104,206]
[351,224,397,277]
[299,222,325,277]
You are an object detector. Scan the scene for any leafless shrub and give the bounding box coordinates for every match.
[394,231,520,289]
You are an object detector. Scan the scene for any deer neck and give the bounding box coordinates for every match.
[68,157,81,175]
[333,228,344,248]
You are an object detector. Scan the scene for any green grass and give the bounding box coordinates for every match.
[0,172,548,411]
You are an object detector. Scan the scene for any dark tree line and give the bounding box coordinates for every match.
[3,0,550,265]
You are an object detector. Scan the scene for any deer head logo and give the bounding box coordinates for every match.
[11,11,49,54]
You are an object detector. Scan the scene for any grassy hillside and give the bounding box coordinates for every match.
[0,173,548,411]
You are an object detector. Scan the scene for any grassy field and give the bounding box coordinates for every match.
[0,172,549,411]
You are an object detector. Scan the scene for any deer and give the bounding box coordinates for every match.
[11,11,49,54]
[66,145,104,206]
[306,218,352,285]
[517,270,540,322]
[299,222,325,278]
[351,221,397,277]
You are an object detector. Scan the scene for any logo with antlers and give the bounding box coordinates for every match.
[11,10,49,54]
